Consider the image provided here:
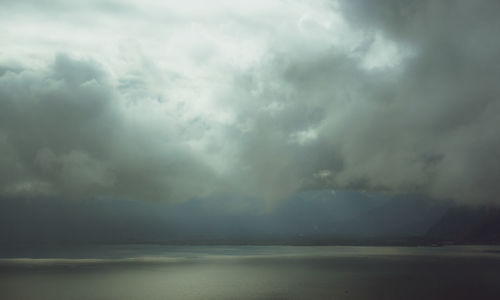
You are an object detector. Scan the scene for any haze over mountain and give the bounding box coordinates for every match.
[2,191,494,245]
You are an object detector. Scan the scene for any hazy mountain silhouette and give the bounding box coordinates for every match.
[426,206,500,244]
[1,192,499,245]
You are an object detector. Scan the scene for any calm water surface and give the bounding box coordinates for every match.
[1,245,500,299]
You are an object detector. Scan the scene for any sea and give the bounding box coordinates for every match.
[1,245,500,299]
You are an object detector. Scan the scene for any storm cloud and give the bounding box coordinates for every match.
[0,54,220,201]
[0,0,499,204]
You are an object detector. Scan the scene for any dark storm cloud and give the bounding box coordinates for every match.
[1,0,499,205]
[330,0,500,202]
[228,0,500,203]
[0,54,219,201]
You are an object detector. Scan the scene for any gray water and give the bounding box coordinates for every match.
[1,245,500,299]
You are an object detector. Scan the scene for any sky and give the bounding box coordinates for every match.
[1,0,500,235]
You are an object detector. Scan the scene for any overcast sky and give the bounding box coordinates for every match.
[1,0,499,206]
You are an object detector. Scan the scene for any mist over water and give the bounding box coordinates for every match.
[1,246,500,300]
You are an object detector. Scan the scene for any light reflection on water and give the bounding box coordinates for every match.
[1,246,500,300]
[2,244,500,259]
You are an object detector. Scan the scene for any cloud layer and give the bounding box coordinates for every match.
[0,0,499,203]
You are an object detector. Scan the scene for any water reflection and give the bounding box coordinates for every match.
[1,246,500,299]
